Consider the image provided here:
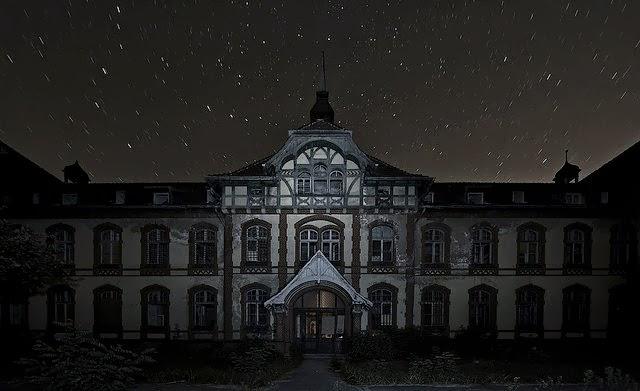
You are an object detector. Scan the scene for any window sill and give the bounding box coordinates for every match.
[468,265,498,275]
[516,264,546,275]
[94,264,123,276]
[241,264,270,274]
[367,263,397,273]
[563,266,592,275]
[420,263,450,275]
[140,264,171,276]
[188,264,217,275]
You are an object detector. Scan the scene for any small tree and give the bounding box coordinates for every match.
[0,220,70,296]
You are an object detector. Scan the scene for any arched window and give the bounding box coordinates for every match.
[562,284,590,334]
[141,285,170,337]
[241,220,272,272]
[470,224,498,272]
[300,229,319,263]
[610,224,638,272]
[322,229,340,263]
[517,223,546,274]
[189,223,217,270]
[94,223,122,268]
[313,164,328,194]
[468,285,497,333]
[141,225,170,266]
[421,285,450,333]
[189,285,217,333]
[564,223,592,273]
[46,224,75,265]
[329,170,344,194]
[370,289,394,329]
[93,285,122,335]
[515,285,544,334]
[296,172,311,195]
[244,287,269,330]
[370,225,395,264]
[48,285,75,331]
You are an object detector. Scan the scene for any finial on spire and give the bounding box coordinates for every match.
[321,50,327,91]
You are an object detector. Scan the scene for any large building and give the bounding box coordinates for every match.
[1,91,638,354]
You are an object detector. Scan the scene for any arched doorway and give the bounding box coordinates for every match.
[291,288,347,353]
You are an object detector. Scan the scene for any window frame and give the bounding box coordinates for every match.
[47,285,75,332]
[294,215,345,270]
[515,284,544,335]
[46,223,75,267]
[241,283,270,336]
[368,283,398,330]
[93,223,123,275]
[469,223,499,274]
[93,284,123,336]
[188,285,218,337]
[421,284,451,335]
[609,223,638,273]
[369,223,396,265]
[241,219,272,272]
[563,223,592,274]
[468,284,497,334]
[140,285,170,338]
[562,284,591,336]
[188,223,218,274]
[421,223,451,272]
[516,222,546,274]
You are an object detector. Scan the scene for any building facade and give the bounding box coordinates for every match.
[1,91,638,353]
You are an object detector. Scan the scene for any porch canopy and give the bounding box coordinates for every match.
[264,250,372,310]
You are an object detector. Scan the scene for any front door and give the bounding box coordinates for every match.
[296,310,345,353]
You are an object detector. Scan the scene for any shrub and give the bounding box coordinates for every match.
[345,333,397,361]
[583,367,638,391]
[17,332,154,391]
[406,350,462,384]
[230,340,283,388]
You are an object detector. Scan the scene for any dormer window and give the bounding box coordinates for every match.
[467,192,484,205]
[600,192,609,204]
[62,193,78,206]
[512,191,525,204]
[312,164,328,194]
[424,192,434,204]
[32,192,40,205]
[115,190,126,205]
[153,192,170,205]
[564,193,584,205]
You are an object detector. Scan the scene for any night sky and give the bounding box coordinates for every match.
[1,0,639,183]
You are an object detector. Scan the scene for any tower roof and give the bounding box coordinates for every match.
[309,90,335,123]
[553,150,580,184]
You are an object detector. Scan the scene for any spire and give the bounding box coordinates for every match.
[553,149,581,184]
[309,51,335,123]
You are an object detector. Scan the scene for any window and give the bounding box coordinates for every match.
[48,286,75,330]
[370,288,394,329]
[564,193,584,205]
[600,192,609,204]
[322,229,340,263]
[299,229,318,263]
[1,295,28,329]
[245,288,269,329]
[247,225,269,263]
[93,285,122,334]
[94,223,122,266]
[47,224,75,265]
[62,193,78,205]
[313,164,328,194]
[115,190,126,204]
[376,186,391,207]
[562,284,590,334]
[189,223,217,267]
[516,285,544,334]
[370,225,394,263]
[248,187,265,206]
[424,228,445,264]
[142,225,170,266]
[424,192,434,204]
[564,223,592,271]
[296,173,312,195]
[32,192,40,205]
[517,223,546,272]
[468,285,497,333]
[329,170,344,194]
[470,224,497,268]
[141,286,170,335]
[467,192,484,205]
[512,191,525,204]
[610,224,638,272]
[421,285,450,332]
[190,286,217,332]
[153,192,170,205]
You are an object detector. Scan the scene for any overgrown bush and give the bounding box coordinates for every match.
[230,340,284,388]
[406,350,462,384]
[17,332,154,391]
[584,367,638,391]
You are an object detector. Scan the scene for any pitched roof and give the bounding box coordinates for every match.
[581,139,640,185]
[366,154,429,178]
[297,119,344,131]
